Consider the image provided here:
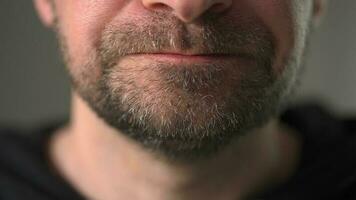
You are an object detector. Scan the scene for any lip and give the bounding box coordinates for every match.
[126,53,239,63]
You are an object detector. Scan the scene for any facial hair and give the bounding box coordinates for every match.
[57,11,299,161]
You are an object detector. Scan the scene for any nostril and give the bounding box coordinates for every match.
[147,2,172,11]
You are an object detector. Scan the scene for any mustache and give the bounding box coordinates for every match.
[98,12,275,68]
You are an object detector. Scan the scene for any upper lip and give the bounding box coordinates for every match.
[124,51,255,62]
[122,46,250,58]
[130,49,236,57]
[140,52,233,57]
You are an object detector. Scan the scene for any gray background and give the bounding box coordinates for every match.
[0,1,355,128]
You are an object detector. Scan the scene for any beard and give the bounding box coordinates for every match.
[58,12,299,161]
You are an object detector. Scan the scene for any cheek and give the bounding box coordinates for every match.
[56,0,126,68]
[237,0,310,75]
[247,1,296,75]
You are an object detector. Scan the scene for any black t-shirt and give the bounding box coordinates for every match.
[0,104,356,200]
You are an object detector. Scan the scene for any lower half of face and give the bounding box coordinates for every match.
[57,1,312,160]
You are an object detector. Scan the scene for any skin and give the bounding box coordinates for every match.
[34,0,325,199]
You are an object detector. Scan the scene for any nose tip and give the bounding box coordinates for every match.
[142,0,232,23]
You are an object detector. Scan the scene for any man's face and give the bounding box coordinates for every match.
[36,0,321,159]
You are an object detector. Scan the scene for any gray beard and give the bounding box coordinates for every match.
[58,12,302,161]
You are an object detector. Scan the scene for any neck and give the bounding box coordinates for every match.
[50,94,301,200]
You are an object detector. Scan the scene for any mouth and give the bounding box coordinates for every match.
[133,53,233,61]
[124,51,254,65]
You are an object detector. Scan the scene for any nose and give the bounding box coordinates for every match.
[142,0,232,23]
